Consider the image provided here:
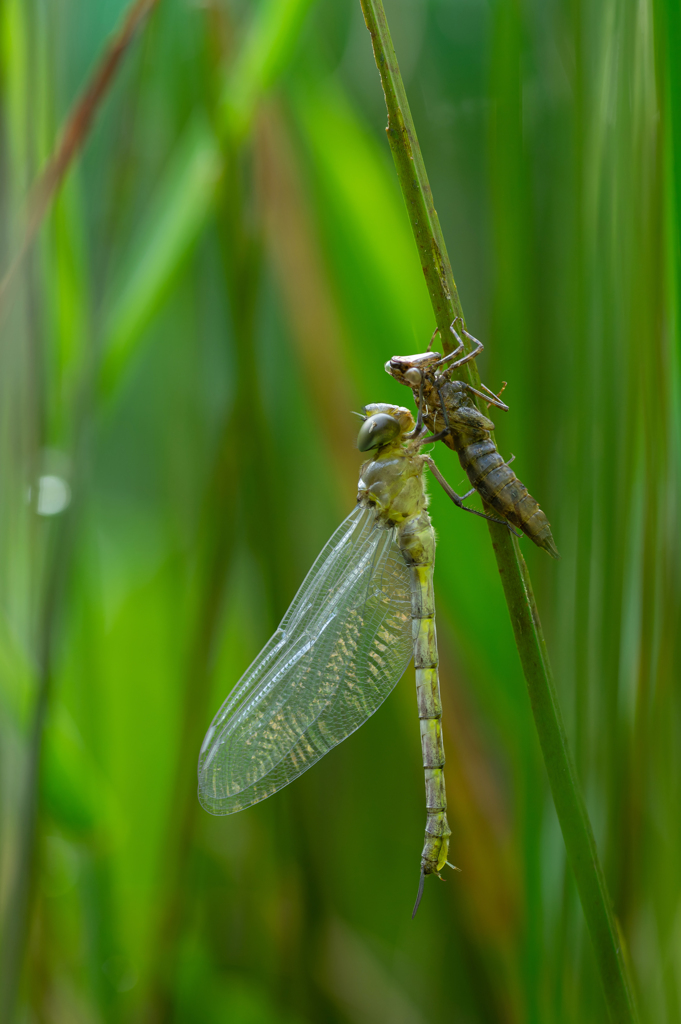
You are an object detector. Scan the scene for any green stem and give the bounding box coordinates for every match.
[358,2,639,1021]
[0,0,160,312]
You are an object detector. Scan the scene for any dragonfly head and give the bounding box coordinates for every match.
[357,403,414,451]
[385,352,440,387]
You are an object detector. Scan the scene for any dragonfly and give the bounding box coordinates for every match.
[198,393,509,915]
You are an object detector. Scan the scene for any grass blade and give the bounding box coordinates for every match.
[358,1,639,1020]
[101,0,315,397]
[101,115,223,393]
[0,0,160,311]
[220,0,314,143]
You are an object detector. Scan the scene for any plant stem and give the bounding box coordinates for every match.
[358,1,639,1020]
[0,519,67,1021]
[0,0,160,311]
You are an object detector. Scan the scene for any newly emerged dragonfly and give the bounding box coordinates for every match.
[198,398,508,914]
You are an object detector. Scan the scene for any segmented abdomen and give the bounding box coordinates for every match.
[397,511,451,877]
[459,440,559,559]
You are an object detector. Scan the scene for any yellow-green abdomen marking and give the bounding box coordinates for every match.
[397,512,451,876]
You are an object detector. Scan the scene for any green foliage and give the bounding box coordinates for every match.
[0,0,679,1022]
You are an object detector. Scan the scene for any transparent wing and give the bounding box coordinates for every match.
[198,506,413,815]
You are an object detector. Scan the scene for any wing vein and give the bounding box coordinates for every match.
[198,507,413,815]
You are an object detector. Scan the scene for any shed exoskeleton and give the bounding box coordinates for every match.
[386,319,559,559]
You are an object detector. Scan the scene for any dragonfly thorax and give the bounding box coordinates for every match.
[358,445,427,526]
[356,403,427,526]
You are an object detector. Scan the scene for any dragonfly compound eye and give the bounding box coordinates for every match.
[386,357,421,384]
[357,413,401,452]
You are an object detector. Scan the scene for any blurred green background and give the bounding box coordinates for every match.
[1,0,680,1020]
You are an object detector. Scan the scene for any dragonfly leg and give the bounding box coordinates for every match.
[417,381,454,445]
[405,377,427,439]
[420,428,449,444]
[423,456,510,527]
[436,321,484,374]
[409,381,454,449]
[455,326,484,368]
[464,381,509,412]
[432,320,464,364]
[426,324,442,353]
